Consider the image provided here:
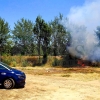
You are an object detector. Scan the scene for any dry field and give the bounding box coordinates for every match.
[0,67,100,100]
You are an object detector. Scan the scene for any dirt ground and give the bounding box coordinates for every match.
[0,67,100,100]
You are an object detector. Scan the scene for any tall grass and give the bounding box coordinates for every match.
[1,55,74,67]
[1,54,44,67]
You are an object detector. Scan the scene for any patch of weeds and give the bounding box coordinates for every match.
[12,61,17,67]
[61,74,70,77]
[38,73,43,75]
[21,60,29,67]
[52,58,61,66]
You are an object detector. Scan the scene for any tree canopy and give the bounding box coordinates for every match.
[0,17,10,54]
[12,18,34,55]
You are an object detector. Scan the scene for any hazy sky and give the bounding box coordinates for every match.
[0,0,85,29]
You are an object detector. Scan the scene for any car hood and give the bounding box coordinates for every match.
[11,68,25,75]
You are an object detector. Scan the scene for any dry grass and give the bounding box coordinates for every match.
[1,67,100,100]
[1,55,59,67]
[15,66,100,81]
[0,67,100,100]
[1,56,100,100]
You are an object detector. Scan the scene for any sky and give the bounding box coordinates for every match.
[0,0,85,29]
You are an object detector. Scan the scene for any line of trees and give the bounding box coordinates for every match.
[0,14,100,65]
[0,14,71,64]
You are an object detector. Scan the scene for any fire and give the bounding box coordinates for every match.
[77,59,85,67]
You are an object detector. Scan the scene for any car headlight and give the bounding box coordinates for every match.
[16,74,24,79]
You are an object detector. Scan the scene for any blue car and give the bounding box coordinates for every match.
[0,62,26,89]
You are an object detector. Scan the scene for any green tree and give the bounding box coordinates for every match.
[12,18,34,55]
[95,26,100,45]
[0,17,10,55]
[41,22,52,64]
[33,16,52,64]
[33,16,44,64]
[50,14,70,56]
[4,40,14,54]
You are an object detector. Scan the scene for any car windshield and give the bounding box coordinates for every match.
[0,62,12,70]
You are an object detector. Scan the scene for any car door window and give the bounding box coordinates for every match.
[0,65,6,69]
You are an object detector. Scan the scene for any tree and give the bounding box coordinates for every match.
[95,26,100,45]
[33,16,44,64]
[50,14,70,56]
[12,18,34,55]
[0,17,10,55]
[41,22,52,64]
[33,16,52,64]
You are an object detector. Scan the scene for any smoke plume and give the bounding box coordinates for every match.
[62,0,100,62]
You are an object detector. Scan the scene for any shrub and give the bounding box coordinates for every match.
[1,54,12,65]
[12,61,17,67]
[21,60,29,67]
[52,58,61,66]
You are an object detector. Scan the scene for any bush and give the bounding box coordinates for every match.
[52,58,61,66]
[1,54,12,65]
[21,60,29,67]
[12,61,17,67]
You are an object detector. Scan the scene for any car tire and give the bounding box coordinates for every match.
[3,78,15,89]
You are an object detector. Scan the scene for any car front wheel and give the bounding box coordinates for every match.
[3,78,15,89]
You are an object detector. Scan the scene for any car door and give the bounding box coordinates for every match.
[0,64,7,83]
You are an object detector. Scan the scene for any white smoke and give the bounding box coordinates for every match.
[68,0,100,32]
[62,0,100,61]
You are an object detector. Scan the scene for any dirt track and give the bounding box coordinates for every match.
[0,73,100,100]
